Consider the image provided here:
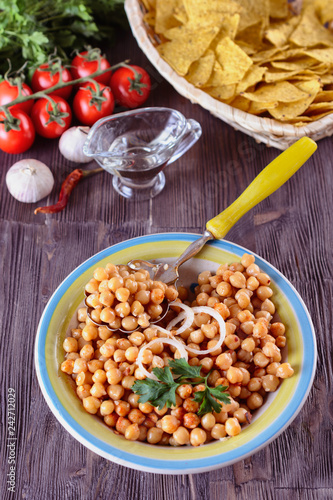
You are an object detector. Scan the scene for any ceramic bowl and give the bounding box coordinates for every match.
[35,233,316,474]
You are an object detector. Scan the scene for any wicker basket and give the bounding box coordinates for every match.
[125,0,333,150]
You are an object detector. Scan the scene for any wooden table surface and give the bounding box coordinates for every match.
[1,28,332,500]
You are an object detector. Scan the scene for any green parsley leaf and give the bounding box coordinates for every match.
[152,366,175,385]
[0,0,127,77]
[168,358,202,379]
[131,378,167,405]
[132,366,180,410]
[193,389,222,416]
[132,358,231,416]
[209,385,231,405]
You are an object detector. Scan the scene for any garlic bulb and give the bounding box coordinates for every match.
[6,159,54,203]
[59,126,91,163]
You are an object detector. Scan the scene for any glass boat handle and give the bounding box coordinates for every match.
[166,119,202,165]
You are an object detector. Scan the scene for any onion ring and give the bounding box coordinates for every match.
[137,337,189,380]
[184,306,226,356]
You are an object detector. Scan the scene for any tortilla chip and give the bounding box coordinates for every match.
[154,0,180,34]
[320,74,333,84]
[314,0,333,25]
[206,84,237,101]
[242,81,308,102]
[304,48,333,64]
[183,0,241,17]
[229,95,252,112]
[173,5,188,25]
[157,26,219,76]
[264,16,300,47]
[186,50,215,86]
[264,69,305,83]
[314,90,333,102]
[236,65,266,92]
[289,6,333,48]
[306,101,333,114]
[268,79,321,120]
[215,36,253,85]
[269,0,289,19]
[251,46,289,64]
[271,59,317,71]
[235,0,270,32]
[289,72,322,82]
[210,14,240,47]
[249,100,279,115]
[203,61,227,86]
[236,20,266,49]
[148,0,333,126]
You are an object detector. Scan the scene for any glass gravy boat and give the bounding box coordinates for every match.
[83,107,202,201]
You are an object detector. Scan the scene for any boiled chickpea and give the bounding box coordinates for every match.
[147,427,163,444]
[83,396,100,414]
[247,392,264,410]
[92,369,107,384]
[77,384,91,400]
[225,417,241,436]
[107,368,123,385]
[173,426,190,445]
[190,428,207,446]
[100,400,115,416]
[201,413,216,431]
[107,384,124,401]
[116,417,131,435]
[276,363,294,378]
[104,413,118,427]
[211,423,227,439]
[161,415,180,434]
[115,401,131,417]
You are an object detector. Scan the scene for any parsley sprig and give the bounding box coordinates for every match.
[132,358,230,416]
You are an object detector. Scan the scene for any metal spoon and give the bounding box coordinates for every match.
[87,137,317,332]
[84,290,170,333]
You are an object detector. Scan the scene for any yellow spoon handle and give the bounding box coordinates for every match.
[206,137,317,240]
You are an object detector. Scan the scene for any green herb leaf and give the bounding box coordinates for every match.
[152,366,175,385]
[168,358,202,379]
[193,389,222,416]
[209,385,231,405]
[0,0,127,77]
[131,378,166,404]
[132,366,180,410]
[132,358,231,416]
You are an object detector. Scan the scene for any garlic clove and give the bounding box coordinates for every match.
[59,126,92,163]
[6,159,54,203]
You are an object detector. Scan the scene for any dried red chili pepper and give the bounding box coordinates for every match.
[34,167,103,214]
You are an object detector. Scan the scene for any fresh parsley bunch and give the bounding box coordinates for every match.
[132,358,231,416]
[0,0,127,77]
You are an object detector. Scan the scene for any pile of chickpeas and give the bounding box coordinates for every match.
[61,254,294,447]
[84,263,178,332]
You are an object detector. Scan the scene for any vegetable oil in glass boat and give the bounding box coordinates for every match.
[83,107,202,201]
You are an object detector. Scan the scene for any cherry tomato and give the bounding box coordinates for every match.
[73,82,114,126]
[110,65,151,109]
[31,96,72,139]
[0,110,35,154]
[71,50,111,85]
[31,63,73,99]
[0,80,34,115]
